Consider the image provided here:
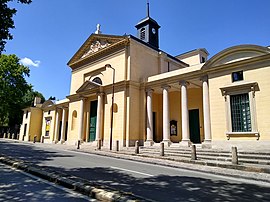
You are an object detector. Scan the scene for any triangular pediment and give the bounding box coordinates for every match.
[42,100,55,109]
[76,80,101,94]
[67,34,127,66]
[203,45,270,69]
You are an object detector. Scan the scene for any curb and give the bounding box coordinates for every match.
[0,155,144,202]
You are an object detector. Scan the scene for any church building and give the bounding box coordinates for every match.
[19,4,270,150]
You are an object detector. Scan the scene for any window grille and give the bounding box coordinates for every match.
[230,93,251,132]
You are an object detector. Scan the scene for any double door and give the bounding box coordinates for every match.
[89,100,98,142]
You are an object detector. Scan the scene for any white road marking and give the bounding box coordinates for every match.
[110,166,154,177]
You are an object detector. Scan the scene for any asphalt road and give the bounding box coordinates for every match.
[1,139,270,201]
[0,162,95,201]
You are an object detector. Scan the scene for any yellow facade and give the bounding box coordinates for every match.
[20,107,43,141]
[19,21,270,150]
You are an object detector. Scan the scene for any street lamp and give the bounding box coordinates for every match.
[105,64,115,150]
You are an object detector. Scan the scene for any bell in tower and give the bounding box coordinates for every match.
[135,1,160,49]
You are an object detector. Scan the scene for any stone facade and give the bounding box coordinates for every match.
[19,16,270,150]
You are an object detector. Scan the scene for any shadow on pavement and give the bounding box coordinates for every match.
[0,141,74,164]
[42,166,270,201]
[1,140,269,201]
[0,163,90,202]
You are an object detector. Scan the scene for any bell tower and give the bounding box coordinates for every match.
[135,1,160,49]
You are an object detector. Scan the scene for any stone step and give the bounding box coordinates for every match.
[238,159,270,165]
[238,154,270,160]
[141,147,230,154]
[139,148,270,165]
[141,148,230,156]
[141,147,270,159]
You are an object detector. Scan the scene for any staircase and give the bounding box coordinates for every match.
[137,146,270,166]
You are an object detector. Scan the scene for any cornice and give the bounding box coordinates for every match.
[203,53,270,74]
[144,69,203,89]
[67,80,140,102]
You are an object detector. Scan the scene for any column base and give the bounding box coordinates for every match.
[179,139,192,147]
[202,140,212,149]
[60,140,66,144]
[144,140,154,147]
[162,140,172,147]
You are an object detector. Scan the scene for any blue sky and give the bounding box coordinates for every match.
[5,0,270,100]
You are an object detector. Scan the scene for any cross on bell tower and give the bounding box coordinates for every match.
[135,0,160,49]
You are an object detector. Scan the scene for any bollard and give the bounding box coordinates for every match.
[7,133,11,139]
[33,135,37,143]
[97,139,102,150]
[77,140,80,149]
[191,145,197,160]
[4,133,7,138]
[41,136,44,143]
[115,140,119,151]
[17,133,20,140]
[160,142,165,156]
[232,146,238,164]
[12,133,15,139]
[28,135,31,142]
[135,140,139,154]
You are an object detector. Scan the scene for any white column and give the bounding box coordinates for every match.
[78,98,85,141]
[95,92,104,141]
[202,76,212,147]
[60,108,67,143]
[180,81,191,146]
[145,89,154,146]
[162,85,171,147]
[54,109,60,143]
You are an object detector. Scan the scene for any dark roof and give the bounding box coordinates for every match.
[176,48,209,58]
[135,17,160,28]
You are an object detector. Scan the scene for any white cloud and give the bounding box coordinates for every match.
[20,57,41,67]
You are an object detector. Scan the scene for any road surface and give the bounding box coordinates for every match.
[0,139,269,201]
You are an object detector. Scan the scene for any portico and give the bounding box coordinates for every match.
[68,80,105,145]
[145,74,212,147]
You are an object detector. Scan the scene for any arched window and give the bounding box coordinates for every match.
[92,77,102,85]
[71,110,77,130]
[140,28,146,40]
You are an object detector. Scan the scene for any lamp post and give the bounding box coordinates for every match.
[105,64,115,150]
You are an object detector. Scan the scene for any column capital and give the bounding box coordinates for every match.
[59,106,68,110]
[96,91,105,96]
[78,95,86,101]
[200,75,208,82]
[179,80,189,86]
[146,88,154,94]
[161,85,171,90]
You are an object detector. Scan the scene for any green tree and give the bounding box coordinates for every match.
[0,0,32,53]
[22,89,45,107]
[0,54,31,126]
